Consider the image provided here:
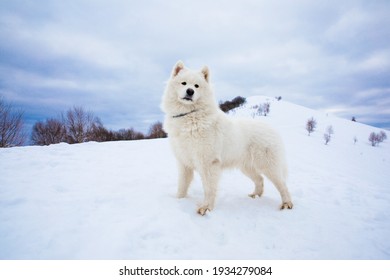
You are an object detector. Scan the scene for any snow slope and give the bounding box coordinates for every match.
[1,96,389,259]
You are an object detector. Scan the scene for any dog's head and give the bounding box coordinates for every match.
[162,61,213,113]
[170,61,210,104]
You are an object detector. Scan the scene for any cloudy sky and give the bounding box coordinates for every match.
[1,0,390,134]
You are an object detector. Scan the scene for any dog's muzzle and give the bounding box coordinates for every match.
[183,88,194,101]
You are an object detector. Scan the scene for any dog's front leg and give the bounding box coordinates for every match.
[197,159,222,215]
[177,163,194,198]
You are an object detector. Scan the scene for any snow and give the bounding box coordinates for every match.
[1,96,389,259]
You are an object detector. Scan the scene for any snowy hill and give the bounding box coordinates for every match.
[1,96,389,259]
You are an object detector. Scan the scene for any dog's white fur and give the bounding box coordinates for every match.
[161,61,293,215]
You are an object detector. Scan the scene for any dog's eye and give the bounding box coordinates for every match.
[194,84,199,88]
[181,82,187,86]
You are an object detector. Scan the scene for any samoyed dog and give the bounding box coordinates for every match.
[161,61,293,215]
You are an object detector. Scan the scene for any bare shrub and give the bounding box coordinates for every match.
[379,131,387,142]
[0,97,26,147]
[262,102,270,116]
[323,125,334,145]
[252,102,271,117]
[148,121,167,139]
[324,133,331,145]
[89,124,115,142]
[369,131,387,147]
[31,118,66,145]
[62,106,102,144]
[306,117,317,136]
[369,132,379,146]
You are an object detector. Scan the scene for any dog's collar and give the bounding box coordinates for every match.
[172,109,198,118]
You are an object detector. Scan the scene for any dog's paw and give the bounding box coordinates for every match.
[177,193,187,199]
[197,207,210,216]
[248,193,261,199]
[176,190,188,198]
[280,201,293,210]
[248,188,264,199]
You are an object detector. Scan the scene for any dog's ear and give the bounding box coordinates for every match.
[172,60,185,78]
[201,65,209,83]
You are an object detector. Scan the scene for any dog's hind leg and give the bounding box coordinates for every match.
[264,171,293,210]
[241,167,264,199]
[177,163,194,198]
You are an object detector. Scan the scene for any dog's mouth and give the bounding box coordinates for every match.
[182,97,193,102]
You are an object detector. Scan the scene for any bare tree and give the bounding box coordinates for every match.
[323,125,334,145]
[262,102,270,116]
[306,117,317,136]
[379,131,387,142]
[89,124,115,142]
[62,106,102,144]
[31,118,66,145]
[148,121,167,139]
[253,102,271,117]
[369,132,379,146]
[369,131,387,147]
[324,133,331,145]
[0,97,26,147]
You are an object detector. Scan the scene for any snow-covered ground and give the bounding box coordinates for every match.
[1,96,389,259]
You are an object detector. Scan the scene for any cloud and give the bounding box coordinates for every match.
[356,50,390,72]
[325,8,372,41]
[1,0,390,134]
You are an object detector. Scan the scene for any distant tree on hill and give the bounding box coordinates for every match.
[253,102,271,117]
[369,131,387,147]
[369,132,378,146]
[62,106,102,144]
[306,117,317,136]
[148,121,167,139]
[89,124,115,142]
[31,118,66,145]
[379,131,387,142]
[262,102,271,116]
[0,97,26,147]
[324,133,331,145]
[323,125,334,145]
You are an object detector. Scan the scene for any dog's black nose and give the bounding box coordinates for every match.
[186,88,194,96]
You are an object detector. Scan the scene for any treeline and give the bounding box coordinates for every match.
[0,95,167,147]
[31,106,166,146]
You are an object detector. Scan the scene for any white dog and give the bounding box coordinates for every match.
[161,61,293,215]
